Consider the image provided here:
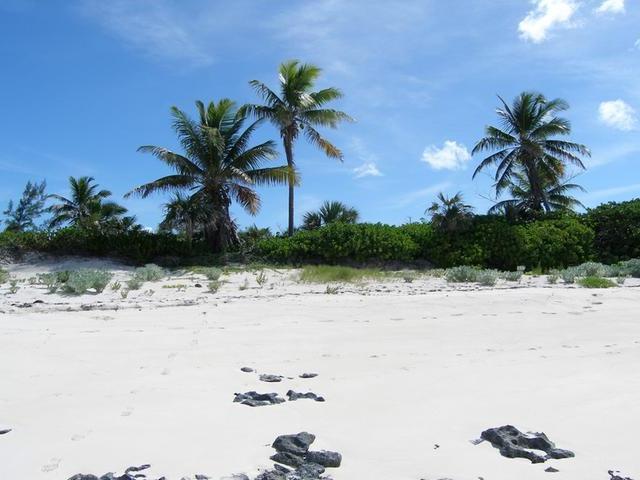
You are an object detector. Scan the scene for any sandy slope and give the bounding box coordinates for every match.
[1,259,639,479]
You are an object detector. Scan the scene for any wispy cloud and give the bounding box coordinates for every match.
[353,163,382,179]
[79,0,215,66]
[599,100,638,131]
[349,138,383,178]
[518,0,579,43]
[391,182,452,209]
[595,0,625,15]
[422,141,471,171]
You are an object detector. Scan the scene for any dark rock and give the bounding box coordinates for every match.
[233,391,285,407]
[272,432,316,456]
[480,425,574,464]
[545,467,559,473]
[125,465,151,474]
[259,374,284,383]
[254,471,287,480]
[194,283,202,288]
[299,373,318,379]
[609,471,635,480]
[240,367,254,373]
[68,476,100,480]
[305,450,342,468]
[270,451,305,467]
[273,464,291,474]
[293,462,325,479]
[286,390,325,402]
[0,428,11,435]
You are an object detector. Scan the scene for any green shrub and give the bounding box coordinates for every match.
[620,259,640,278]
[587,199,640,263]
[501,270,523,282]
[207,280,221,293]
[198,267,222,281]
[560,267,579,284]
[299,265,386,283]
[445,266,478,283]
[134,264,165,282]
[63,270,113,294]
[38,273,60,293]
[126,277,143,290]
[8,279,19,294]
[477,269,499,286]
[578,276,616,289]
[0,269,9,284]
[547,272,559,284]
[257,223,417,264]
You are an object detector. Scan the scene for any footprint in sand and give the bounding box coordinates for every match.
[71,430,92,442]
[121,407,134,417]
[161,368,170,376]
[41,458,61,472]
[168,352,177,360]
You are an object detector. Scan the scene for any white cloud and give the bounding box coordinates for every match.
[353,163,382,178]
[599,100,638,131]
[518,0,579,43]
[421,141,471,171]
[595,0,625,14]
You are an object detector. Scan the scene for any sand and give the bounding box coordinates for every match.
[1,257,639,479]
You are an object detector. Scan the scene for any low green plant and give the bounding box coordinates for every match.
[445,265,478,283]
[578,276,616,289]
[325,285,340,294]
[64,270,113,294]
[425,268,446,278]
[477,269,499,286]
[134,264,165,282]
[402,271,418,283]
[560,267,579,284]
[620,259,640,278]
[192,266,223,281]
[8,279,19,294]
[38,272,61,293]
[238,278,249,291]
[255,270,268,287]
[0,269,9,284]
[126,276,143,290]
[111,281,121,291]
[547,270,559,284]
[300,265,386,283]
[163,283,187,291]
[616,275,628,285]
[120,289,129,299]
[501,270,523,282]
[208,280,221,293]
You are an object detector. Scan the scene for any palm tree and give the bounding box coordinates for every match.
[48,176,127,229]
[488,171,585,218]
[472,92,589,212]
[158,193,206,243]
[427,192,474,232]
[127,99,293,252]
[302,200,359,230]
[243,60,353,236]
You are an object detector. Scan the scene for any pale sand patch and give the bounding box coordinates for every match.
[1,280,639,479]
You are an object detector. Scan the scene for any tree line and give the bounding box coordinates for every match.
[3,62,593,253]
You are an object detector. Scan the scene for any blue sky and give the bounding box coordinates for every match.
[1,0,639,232]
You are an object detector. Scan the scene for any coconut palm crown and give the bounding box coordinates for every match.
[472,92,589,213]
[127,99,294,251]
[427,192,474,232]
[302,200,359,230]
[243,60,353,236]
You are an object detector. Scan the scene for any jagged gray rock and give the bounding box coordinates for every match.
[259,374,284,383]
[286,391,325,402]
[609,471,635,480]
[270,451,305,468]
[305,451,341,468]
[0,428,11,435]
[240,367,254,373]
[299,373,318,379]
[233,391,285,407]
[480,425,574,464]
[272,432,316,456]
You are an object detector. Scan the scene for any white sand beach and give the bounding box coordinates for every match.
[1,258,639,480]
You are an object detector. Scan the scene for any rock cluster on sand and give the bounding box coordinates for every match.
[233,391,285,407]
[68,464,155,480]
[261,432,342,479]
[286,391,325,402]
[609,471,635,480]
[259,374,284,383]
[480,425,575,464]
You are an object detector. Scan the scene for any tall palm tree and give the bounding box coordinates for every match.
[427,192,474,232]
[48,176,127,229]
[243,60,353,236]
[127,99,293,252]
[472,92,589,212]
[488,171,585,218]
[302,200,359,230]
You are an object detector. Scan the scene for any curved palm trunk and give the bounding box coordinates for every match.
[283,134,295,236]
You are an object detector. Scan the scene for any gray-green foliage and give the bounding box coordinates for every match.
[0,269,9,284]
[255,270,267,287]
[501,270,523,282]
[8,279,19,294]
[207,280,221,293]
[620,259,640,278]
[201,267,223,281]
[477,269,499,286]
[64,270,113,294]
[38,273,60,293]
[126,277,143,290]
[134,264,165,282]
[445,266,479,283]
